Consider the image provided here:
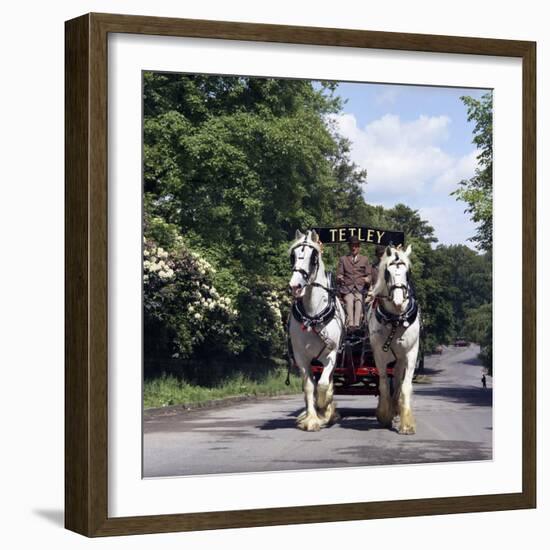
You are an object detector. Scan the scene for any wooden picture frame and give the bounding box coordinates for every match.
[65,12,536,537]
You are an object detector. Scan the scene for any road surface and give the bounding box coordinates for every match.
[143,344,492,477]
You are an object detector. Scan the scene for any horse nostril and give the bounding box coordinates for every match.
[290,284,303,296]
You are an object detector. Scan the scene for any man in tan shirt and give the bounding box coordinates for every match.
[336,236,372,330]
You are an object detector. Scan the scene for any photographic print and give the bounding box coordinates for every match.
[142,73,493,478]
[65,13,535,535]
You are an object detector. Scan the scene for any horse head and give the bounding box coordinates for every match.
[288,229,321,299]
[375,244,413,312]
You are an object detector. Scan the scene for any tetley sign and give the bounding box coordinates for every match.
[312,226,405,246]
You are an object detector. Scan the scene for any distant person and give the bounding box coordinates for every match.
[481,374,487,388]
[336,235,372,330]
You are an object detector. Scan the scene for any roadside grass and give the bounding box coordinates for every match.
[144,369,303,409]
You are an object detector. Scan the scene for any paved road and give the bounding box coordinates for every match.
[143,345,492,477]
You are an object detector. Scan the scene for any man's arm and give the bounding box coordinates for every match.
[362,256,372,286]
[336,257,345,282]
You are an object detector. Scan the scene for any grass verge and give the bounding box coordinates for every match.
[144,369,302,409]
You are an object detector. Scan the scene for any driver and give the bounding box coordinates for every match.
[336,235,372,331]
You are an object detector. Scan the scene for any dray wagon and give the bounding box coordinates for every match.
[311,327,396,396]
[291,225,423,396]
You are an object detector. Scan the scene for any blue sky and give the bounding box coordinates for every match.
[327,81,490,248]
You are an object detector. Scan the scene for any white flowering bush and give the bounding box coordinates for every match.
[143,235,243,360]
[143,216,291,383]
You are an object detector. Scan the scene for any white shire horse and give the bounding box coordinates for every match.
[367,244,421,435]
[288,230,345,431]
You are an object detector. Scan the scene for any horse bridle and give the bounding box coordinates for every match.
[381,256,411,301]
[290,238,320,286]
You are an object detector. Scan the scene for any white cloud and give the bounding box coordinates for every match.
[418,205,478,249]
[332,112,482,246]
[433,149,479,193]
[334,112,456,196]
[335,114,476,199]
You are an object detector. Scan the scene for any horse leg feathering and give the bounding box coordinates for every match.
[296,368,322,431]
[396,344,418,435]
[315,349,339,426]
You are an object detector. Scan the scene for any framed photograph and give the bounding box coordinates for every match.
[65,13,536,537]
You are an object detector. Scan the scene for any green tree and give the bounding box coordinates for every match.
[143,74,365,276]
[452,92,493,370]
[143,74,367,377]
[386,203,437,244]
[453,92,493,252]
[464,303,493,373]
[431,245,491,327]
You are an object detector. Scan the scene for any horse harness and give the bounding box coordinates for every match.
[373,294,419,352]
[287,240,344,382]
[286,290,343,385]
[372,252,419,351]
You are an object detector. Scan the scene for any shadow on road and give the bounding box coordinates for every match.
[258,407,394,432]
[421,366,444,376]
[338,439,492,464]
[461,356,484,366]
[258,409,306,430]
[415,386,492,407]
[337,407,386,432]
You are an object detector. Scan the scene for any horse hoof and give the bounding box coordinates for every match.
[318,403,339,426]
[296,414,321,431]
[378,420,393,429]
[300,421,321,432]
[398,425,416,435]
[318,414,337,428]
[376,411,394,428]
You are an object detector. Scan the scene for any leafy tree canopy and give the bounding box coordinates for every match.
[453,92,493,252]
[144,73,366,278]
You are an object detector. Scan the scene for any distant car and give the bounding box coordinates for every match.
[434,345,443,354]
[454,338,469,347]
